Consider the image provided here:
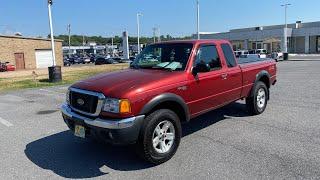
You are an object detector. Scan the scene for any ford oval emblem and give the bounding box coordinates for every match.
[77,98,85,106]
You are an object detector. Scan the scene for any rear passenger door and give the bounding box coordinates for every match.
[220,43,242,102]
[186,44,227,116]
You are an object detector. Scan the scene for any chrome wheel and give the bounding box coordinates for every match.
[152,120,175,154]
[256,88,266,109]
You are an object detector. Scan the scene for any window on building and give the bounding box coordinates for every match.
[221,44,237,68]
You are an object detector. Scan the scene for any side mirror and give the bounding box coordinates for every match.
[192,62,210,76]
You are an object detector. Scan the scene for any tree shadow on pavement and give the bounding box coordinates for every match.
[24,101,251,179]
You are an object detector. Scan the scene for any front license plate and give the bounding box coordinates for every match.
[74,125,85,138]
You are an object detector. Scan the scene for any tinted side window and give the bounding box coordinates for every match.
[221,44,237,67]
[194,45,221,72]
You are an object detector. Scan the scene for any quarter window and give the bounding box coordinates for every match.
[221,44,237,67]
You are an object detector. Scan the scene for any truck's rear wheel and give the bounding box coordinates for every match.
[136,109,181,164]
[246,81,268,115]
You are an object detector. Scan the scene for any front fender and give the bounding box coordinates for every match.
[139,93,190,122]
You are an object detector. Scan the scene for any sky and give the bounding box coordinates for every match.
[1,0,320,38]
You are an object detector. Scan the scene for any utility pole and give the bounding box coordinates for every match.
[67,24,71,55]
[47,0,56,66]
[196,0,200,40]
[281,3,291,53]
[137,13,143,53]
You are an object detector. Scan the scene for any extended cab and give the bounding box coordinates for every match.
[61,40,277,164]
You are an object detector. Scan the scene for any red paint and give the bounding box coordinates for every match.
[72,40,277,119]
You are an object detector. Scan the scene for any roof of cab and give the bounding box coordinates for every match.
[153,39,231,45]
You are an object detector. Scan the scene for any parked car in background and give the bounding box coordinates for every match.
[129,56,136,61]
[63,59,71,66]
[74,55,84,64]
[239,54,260,59]
[255,49,267,58]
[234,50,249,58]
[89,54,96,63]
[94,56,108,65]
[83,56,91,64]
[112,57,126,63]
[0,61,15,72]
[6,64,15,71]
[271,52,283,62]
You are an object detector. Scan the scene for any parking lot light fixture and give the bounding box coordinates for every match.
[137,13,143,53]
[47,0,62,82]
[281,3,291,53]
[47,0,56,66]
[196,0,200,40]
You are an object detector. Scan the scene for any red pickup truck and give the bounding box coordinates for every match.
[61,40,277,164]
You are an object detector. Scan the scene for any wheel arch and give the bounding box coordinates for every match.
[255,70,271,89]
[248,70,271,99]
[139,93,190,123]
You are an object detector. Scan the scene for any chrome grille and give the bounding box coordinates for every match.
[69,88,105,117]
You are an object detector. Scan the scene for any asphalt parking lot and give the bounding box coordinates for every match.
[0,59,320,179]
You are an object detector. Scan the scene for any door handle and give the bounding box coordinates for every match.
[221,73,228,79]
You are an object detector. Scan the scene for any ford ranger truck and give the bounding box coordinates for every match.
[61,40,277,164]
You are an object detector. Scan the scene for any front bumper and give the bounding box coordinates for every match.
[61,103,145,145]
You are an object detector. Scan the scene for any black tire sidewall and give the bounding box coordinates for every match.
[253,82,268,114]
[140,109,181,164]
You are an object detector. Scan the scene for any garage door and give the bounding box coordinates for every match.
[35,50,54,68]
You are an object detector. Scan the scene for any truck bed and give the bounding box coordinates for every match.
[238,58,277,98]
[237,57,274,64]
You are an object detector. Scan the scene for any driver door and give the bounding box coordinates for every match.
[185,44,227,117]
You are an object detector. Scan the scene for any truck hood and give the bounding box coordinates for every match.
[71,68,185,98]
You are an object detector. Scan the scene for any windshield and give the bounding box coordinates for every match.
[131,43,193,71]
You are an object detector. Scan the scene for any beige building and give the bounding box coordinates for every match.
[0,35,63,70]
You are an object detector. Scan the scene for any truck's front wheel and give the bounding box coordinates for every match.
[136,109,181,164]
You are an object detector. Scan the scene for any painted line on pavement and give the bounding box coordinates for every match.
[0,117,13,127]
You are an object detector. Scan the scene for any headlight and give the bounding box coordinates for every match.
[103,98,131,114]
[66,89,70,104]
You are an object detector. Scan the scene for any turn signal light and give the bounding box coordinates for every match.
[119,99,131,113]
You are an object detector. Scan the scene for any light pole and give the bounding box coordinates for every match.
[152,27,156,43]
[47,0,56,66]
[111,36,114,57]
[46,0,61,82]
[157,28,161,42]
[82,34,85,55]
[137,13,143,53]
[281,3,291,53]
[196,0,200,40]
[67,24,71,55]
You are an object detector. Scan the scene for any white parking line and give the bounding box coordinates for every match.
[0,117,13,127]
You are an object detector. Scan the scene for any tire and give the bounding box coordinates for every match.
[136,109,182,164]
[246,81,268,115]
